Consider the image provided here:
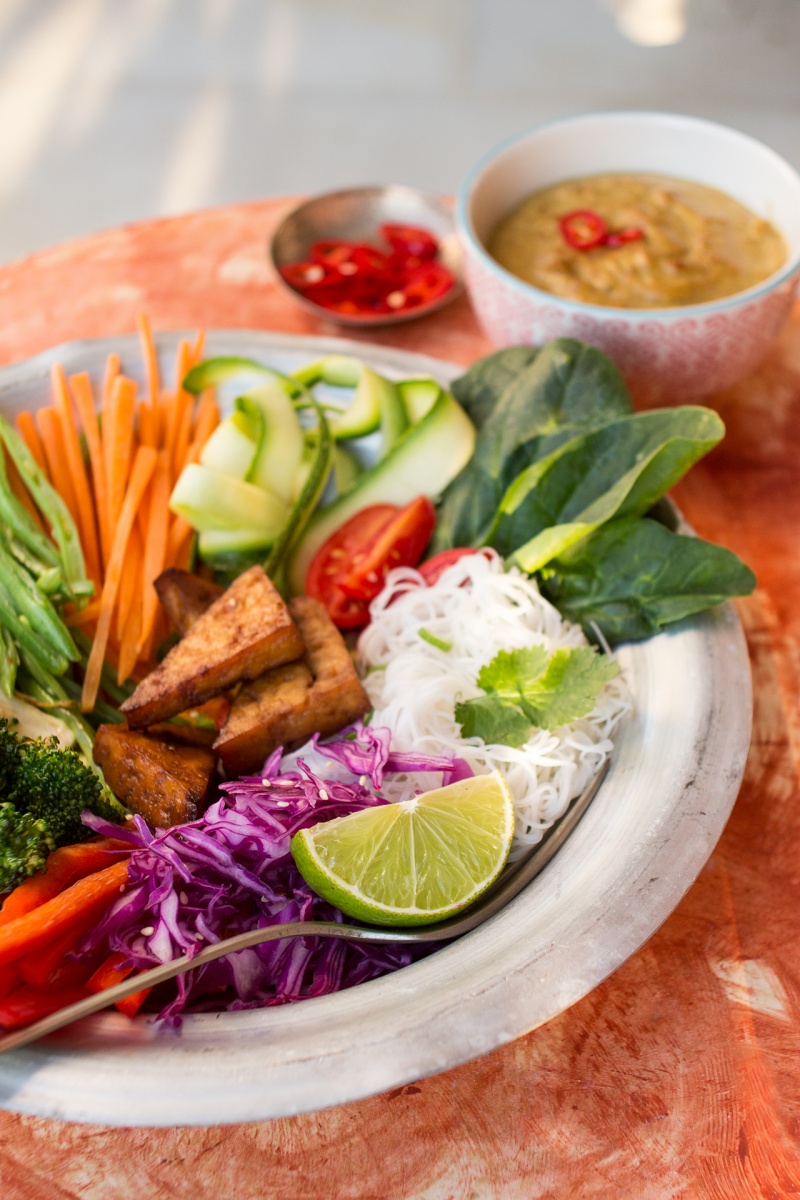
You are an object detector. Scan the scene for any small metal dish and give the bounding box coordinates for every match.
[269,185,464,327]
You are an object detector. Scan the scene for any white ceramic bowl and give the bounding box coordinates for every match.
[458,112,800,400]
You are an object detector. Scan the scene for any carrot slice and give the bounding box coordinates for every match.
[137,399,157,448]
[52,364,101,585]
[116,521,143,642]
[15,412,48,475]
[172,393,194,484]
[37,406,79,523]
[136,311,160,419]
[103,352,121,408]
[70,370,111,570]
[64,598,102,629]
[0,860,129,969]
[82,446,157,710]
[190,328,206,365]
[0,841,131,925]
[106,375,137,537]
[137,450,171,658]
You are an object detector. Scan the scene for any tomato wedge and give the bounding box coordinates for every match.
[305,498,436,628]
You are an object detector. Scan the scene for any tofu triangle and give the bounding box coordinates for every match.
[121,565,303,729]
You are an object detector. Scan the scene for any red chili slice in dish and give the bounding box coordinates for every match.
[279,261,340,291]
[382,262,454,312]
[380,223,439,261]
[559,209,608,251]
[305,498,436,628]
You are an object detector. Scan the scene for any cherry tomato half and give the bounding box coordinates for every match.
[305,498,436,629]
[417,547,493,586]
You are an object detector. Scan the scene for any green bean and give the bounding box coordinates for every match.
[0,625,18,697]
[0,592,68,677]
[0,542,78,663]
[0,450,60,569]
[0,414,87,586]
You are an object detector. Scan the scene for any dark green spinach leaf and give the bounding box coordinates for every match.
[540,517,756,645]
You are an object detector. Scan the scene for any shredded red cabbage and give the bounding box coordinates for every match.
[77,731,465,1025]
[312,721,473,789]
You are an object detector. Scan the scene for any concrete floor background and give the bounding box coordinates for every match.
[0,0,798,266]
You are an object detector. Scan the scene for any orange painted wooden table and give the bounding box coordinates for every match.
[1,200,799,1200]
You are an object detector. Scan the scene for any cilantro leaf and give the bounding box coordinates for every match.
[454,644,619,746]
[514,646,619,729]
[454,695,531,748]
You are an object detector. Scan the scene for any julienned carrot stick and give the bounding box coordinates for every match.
[0,841,132,925]
[103,352,121,407]
[137,451,171,658]
[174,338,192,399]
[70,370,111,570]
[15,412,47,475]
[106,375,137,536]
[166,357,190,456]
[0,859,129,969]
[137,399,157,448]
[51,364,101,585]
[172,396,194,484]
[192,391,220,446]
[37,406,79,523]
[64,598,102,629]
[167,514,194,567]
[117,577,143,684]
[116,521,143,643]
[190,328,205,365]
[82,446,157,710]
[136,311,160,412]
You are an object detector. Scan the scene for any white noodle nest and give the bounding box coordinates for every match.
[356,550,631,857]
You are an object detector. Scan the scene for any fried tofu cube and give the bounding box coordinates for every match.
[214,596,370,775]
[154,568,224,636]
[121,566,304,730]
[93,724,217,828]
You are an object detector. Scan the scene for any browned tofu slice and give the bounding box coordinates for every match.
[214,596,370,775]
[93,724,217,828]
[154,568,224,636]
[121,565,304,729]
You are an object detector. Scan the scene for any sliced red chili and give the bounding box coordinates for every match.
[381,262,454,312]
[380,223,438,261]
[279,261,340,291]
[604,226,645,248]
[560,209,608,251]
[310,240,360,268]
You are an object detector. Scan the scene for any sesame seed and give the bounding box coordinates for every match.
[140,926,155,937]
[318,788,329,801]
[179,892,188,905]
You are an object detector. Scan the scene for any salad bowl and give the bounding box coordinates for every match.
[0,331,752,1126]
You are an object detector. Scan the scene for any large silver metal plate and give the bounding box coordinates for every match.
[0,331,752,1126]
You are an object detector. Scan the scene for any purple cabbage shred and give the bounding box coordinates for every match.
[77,730,467,1026]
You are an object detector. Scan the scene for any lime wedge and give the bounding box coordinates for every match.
[290,772,515,927]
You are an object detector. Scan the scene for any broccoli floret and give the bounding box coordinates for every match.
[9,738,126,847]
[0,800,56,894]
